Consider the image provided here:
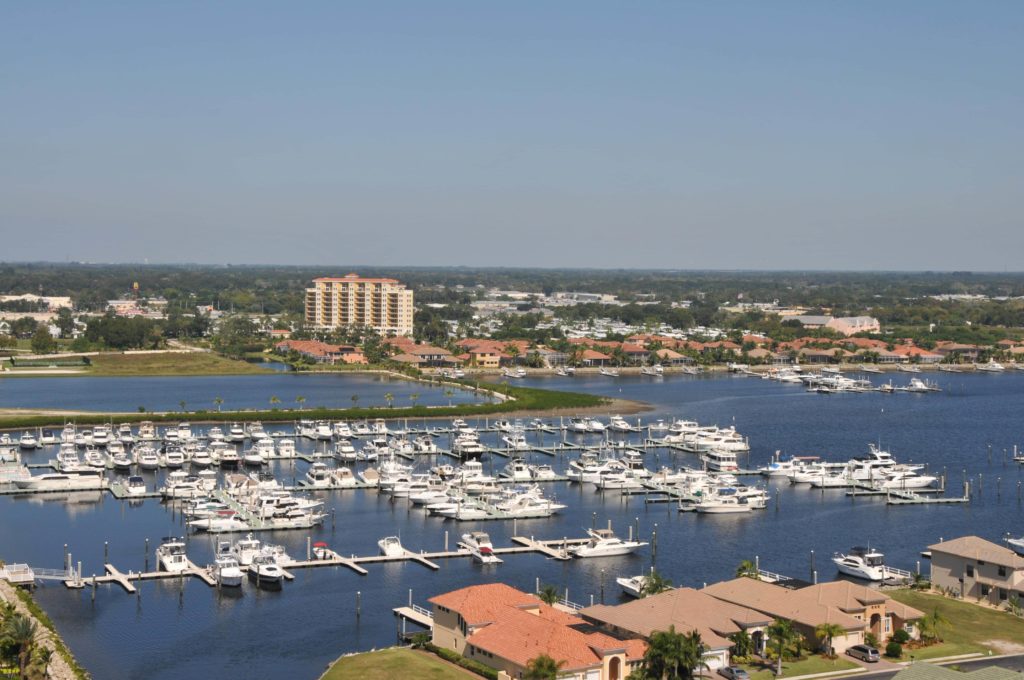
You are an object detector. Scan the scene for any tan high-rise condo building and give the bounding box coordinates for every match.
[305,274,414,336]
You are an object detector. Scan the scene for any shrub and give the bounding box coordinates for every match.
[885,641,903,659]
[866,633,880,649]
[424,643,498,680]
[892,629,911,644]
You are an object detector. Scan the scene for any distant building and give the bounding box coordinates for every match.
[304,274,414,336]
[0,294,73,310]
[791,315,880,336]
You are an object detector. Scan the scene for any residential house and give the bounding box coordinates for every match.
[582,587,773,670]
[934,343,981,362]
[928,535,1024,605]
[429,583,646,680]
[274,340,367,365]
[826,317,880,336]
[702,577,921,653]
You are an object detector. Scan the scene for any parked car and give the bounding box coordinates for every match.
[846,645,880,662]
[718,667,751,680]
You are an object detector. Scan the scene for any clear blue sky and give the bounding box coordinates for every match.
[1,2,1021,270]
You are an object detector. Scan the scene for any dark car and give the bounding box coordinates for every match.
[846,644,881,662]
[718,667,751,680]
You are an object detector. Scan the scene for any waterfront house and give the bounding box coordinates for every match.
[933,342,981,362]
[274,340,367,365]
[429,583,645,680]
[580,349,612,367]
[827,316,881,336]
[581,587,773,670]
[702,578,921,653]
[928,536,1024,605]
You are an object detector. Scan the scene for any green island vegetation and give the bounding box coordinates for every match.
[0,380,608,430]
[321,646,478,680]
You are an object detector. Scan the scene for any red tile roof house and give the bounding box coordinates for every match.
[274,340,366,364]
[580,349,612,367]
[429,583,646,680]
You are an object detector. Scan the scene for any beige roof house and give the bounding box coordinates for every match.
[702,578,864,632]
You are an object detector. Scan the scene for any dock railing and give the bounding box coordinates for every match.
[408,603,433,620]
[757,569,794,584]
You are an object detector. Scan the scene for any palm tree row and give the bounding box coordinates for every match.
[1,602,52,680]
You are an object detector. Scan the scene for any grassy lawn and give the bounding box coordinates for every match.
[743,655,858,680]
[889,590,1024,659]
[88,352,271,376]
[322,647,474,680]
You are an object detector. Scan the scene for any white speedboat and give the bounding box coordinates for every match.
[331,467,358,488]
[18,432,38,449]
[976,359,1006,373]
[1005,535,1024,556]
[378,536,405,557]
[227,423,247,443]
[832,546,896,581]
[137,447,160,470]
[163,449,185,468]
[461,531,502,564]
[502,457,533,482]
[207,426,225,442]
[598,367,620,377]
[125,475,147,496]
[156,537,189,573]
[84,448,107,469]
[248,553,284,585]
[570,527,647,558]
[111,451,134,472]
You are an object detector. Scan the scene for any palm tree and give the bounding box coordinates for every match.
[681,630,709,680]
[641,569,673,597]
[409,392,420,408]
[768,618,797,676]
[524,653,565,680]
[350,394,359,409]
[28,645,52,680]
[814,622,844,658]
[643,625,706,680]
[178,400,187,412]
[538,584,561,606]
[213,396,224,412]
[918,607,949,642]
[383,392,394,409]
[269,395,281,408]
[295,395,306,410]
[735,559,758,579]
[3,613,38,677]
[443,387,454,406]
[729,630,754,658]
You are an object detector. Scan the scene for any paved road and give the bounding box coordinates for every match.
[858,653,1024,680]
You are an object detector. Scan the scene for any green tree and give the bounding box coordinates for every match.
[350,394,359,409]
[814,622,844,658]
[2,612,39,678]
[729,630,754,658]
[640,569,673,597]
[269,395,281,408]
[524,654,565,680]
[409,392,420,408]
[641,626,707,680]
[768,618,797,676]
[178,400,187,412]
[918,607,949,642]
[538,584,561,606]
[55,307,76,338]
[30,326,56,354]
[213,397,224,412]
[443,387,454,406]
[295,395,306,409]
[383,392,394,408]
[735,559,758,579]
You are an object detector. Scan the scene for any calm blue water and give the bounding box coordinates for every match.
[2,371,1023,680]
[0,372,482,411]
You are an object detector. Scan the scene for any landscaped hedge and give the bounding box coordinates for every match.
[423,643,499,680]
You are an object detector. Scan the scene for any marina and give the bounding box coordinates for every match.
[2,370,1024,680]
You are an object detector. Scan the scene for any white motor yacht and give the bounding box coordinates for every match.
[502,457,533,482]
[832,546,901,581]
[334,439,358,461]
[333,421,354,439]
[207,426,225,442]
[413,435,438,454]
[231,534,262,566]
[190,448,213,468]
[502,431,530,450]
[57,444,85,472]
[701,449,740,473]
[219,447,240,467]
[18,432,38,449]
[111,451,133,472]
[378,536,405,557]
[156,537,189,573]
[13,470,107,491]
[136,447,160,470]
[570,527,647,558]
[163,449,185,469]
[461,531,502,564]
[531,464,558,481]
[226,423,247,443]
[331,467,358,488]
[137,422,158,441]
[84,448,106,469]
[616,573,667,598]
[609,415,636,432]
[305,462,333,488]
[213,541,243,587]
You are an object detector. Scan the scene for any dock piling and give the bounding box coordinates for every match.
[356,591,361,618]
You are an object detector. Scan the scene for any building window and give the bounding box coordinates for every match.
[999,566,1008,577]
[981,585,990,597]
[966,565,974,577]
[1000,589,1008,601]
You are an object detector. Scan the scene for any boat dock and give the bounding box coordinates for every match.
[34,532,598,595]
